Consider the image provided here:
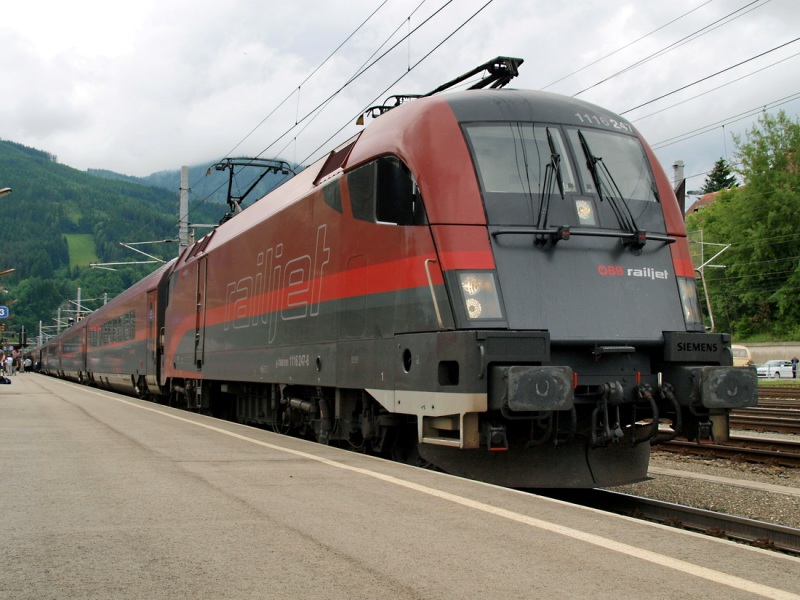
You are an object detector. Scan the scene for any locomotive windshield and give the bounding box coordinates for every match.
[463,122,659,228]
[464,123,576,194]
[566,128,657,203]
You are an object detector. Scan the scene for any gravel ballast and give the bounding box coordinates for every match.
[613,446,800,529]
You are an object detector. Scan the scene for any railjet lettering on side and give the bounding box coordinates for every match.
[676,342,719,353]
[224,224,331,343]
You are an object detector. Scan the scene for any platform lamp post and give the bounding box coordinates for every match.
[0,269,16,346]
[0,189,12,350]
[0,228,15,346]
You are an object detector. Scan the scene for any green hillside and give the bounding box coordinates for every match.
[65,234,99,268]
[0,139,226,345]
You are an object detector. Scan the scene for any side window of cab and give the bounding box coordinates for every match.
[347,156,427,226]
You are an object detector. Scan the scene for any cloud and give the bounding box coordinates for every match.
[0,0,797,183]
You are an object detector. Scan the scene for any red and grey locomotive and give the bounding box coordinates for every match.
[40,58,757,487]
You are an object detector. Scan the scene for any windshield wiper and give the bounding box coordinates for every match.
[535,128,565,247]
[577,130,646,251]
[547,127,564,199]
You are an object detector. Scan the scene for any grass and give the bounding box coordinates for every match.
[758,378,800,386]
[65,234,98,268]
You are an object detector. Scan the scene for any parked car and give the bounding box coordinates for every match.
[731,345,754,367]
[756,359,794,378]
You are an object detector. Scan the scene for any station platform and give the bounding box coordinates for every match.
[2,375,799,599]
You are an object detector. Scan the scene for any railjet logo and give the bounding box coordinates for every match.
[597,265,669,280]
[627,267,669,280]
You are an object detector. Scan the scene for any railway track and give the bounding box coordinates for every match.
[732,389,800,434]
[758,385,800,401]
[658,437,800,468]
[730,412,800,435]
[542,489,800,556]
[756,397,800,408]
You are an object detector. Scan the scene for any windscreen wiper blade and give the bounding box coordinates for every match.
[535,128,565,241]
[547,128,564,199]
[577,130,646,250]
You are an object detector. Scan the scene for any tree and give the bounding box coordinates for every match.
[689,110,800,339]
[701,158,737,193]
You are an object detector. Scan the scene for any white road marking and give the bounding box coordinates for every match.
[73,384,800,600]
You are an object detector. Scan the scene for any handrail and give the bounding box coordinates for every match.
[424,259,443,329]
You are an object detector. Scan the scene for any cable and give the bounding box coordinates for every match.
[650,91,800,149]
[254,1,456,161]
[571,0,772,98]
[183,1,405,219]
[112,4,397,254]
[631,51,800,123]
[221,0,391,161]
[540,0,715,91]
[268,0,432,163]
[299,0,496,166]
[620,37,800,115]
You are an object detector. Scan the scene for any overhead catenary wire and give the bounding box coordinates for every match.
[650,91,800,149]
[220,0,391,163]
[120,1,397,253]
[188,0,442,217]
[539,0,715,91]
[204,0,785,209]
[630,51,800,123]
[268,0,432,163]
[620,37,800,115]
[253,1,456,162]
[570,0,773,98]
[299,0,497,166]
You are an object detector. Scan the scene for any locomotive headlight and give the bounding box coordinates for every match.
[458,272,503,320]
[677,276,704,331]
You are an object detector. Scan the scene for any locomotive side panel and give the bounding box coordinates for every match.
[164,151,456,395]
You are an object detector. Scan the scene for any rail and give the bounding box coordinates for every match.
[659,437,800,468]
[541,489,800,556]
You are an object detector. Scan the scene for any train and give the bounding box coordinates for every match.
[37,58,758,488]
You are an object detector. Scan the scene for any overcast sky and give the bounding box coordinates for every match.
[2,0,798,195]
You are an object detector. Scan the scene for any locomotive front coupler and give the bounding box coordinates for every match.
[631,383,658,446]
[649,383,681,445]
[685,402,715,443]
[590,381,625,447]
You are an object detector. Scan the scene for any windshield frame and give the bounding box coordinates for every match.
[462,120,663,231]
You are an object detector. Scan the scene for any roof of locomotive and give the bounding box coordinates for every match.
[436,88,634,129]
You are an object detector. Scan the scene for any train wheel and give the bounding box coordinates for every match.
[389,425,434,468]
[136,376,149,399]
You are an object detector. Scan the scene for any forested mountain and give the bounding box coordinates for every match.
[0,139,240,346]
[88,158,294,206]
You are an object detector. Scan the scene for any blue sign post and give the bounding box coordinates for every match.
[0,306,8,319]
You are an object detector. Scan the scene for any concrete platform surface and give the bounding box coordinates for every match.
[2,375,799,599]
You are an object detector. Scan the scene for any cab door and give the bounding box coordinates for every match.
[194,256,208,370]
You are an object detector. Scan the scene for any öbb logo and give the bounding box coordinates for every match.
[597,265,670,280]
[597,265,624,276]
